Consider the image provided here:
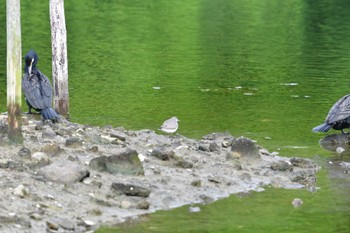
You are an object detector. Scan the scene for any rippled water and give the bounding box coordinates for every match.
[0,0,350,232]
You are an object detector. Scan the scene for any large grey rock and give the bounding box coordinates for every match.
[231,137,260,160]
[42,127,57,139]
[150,148,173,161]
[57,218,75,231]
[110,132,126,141]
[31,152,50,162]
[198,144,209,152]
[39,162,90,184]
[28,152,51,168]
[40,144,63,156]
[65,137,83,148]
[111,183,150,197]
[271,161,293,171]
[175,160,193,169]
[89,156,107,171]
[89,149,144,175]
[209,142,220,152]
[105,150,144,175]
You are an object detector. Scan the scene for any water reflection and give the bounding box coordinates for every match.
[319,133,350,155]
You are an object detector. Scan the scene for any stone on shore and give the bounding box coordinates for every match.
[14,184,29,198]
[29,152,51,168]
[89,149,144,175]
[40,144,63,156]
[111,183,151,197]
[39,162,90,184]
[209,142,220,152]
[150,148,173,161]
[42,127,56,139]
[65,137,83,148]
[89,156,107,171]
[271,161,293,171]
[231,136,260,160]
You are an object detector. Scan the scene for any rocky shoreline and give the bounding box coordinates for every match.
[0,114,320,233]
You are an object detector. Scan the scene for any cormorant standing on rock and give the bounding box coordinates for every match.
[22,50,59,122]
[312,94,350,134]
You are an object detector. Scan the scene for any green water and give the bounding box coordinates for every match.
[99,172,349,233]
[1,0,350,232]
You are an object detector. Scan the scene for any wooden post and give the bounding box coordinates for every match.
[6,0,23,143]
[50,0,69,117]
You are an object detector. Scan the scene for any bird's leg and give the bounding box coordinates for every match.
[25,106,39,115]
[23,106,32,115]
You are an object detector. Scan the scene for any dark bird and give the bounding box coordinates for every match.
[312,94,350,134]
[22,50,59,121]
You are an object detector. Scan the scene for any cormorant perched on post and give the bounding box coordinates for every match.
[22,50,59,121]
[312,94,350,134]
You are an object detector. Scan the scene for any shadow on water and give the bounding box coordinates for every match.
[320,133,350,153]
[319,133,350,187]
[96,182,350,233]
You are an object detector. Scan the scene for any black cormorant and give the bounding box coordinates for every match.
[312,94,350,134]
[22,50,59,121]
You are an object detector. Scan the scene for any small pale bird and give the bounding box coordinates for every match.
[159,116,179,134]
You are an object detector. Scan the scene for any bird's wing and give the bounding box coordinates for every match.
[37,70,53,107]
[161,118,177,129]
[160,119,169,128]
[326,94,350,123]
[22,71,53,110]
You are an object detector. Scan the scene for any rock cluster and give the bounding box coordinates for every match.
[0,115,320,232]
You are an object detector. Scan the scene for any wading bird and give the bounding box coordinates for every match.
[159,116,179,134]
[22,50,59,122]
[312,94,350,134]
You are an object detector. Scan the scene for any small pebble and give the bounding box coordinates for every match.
[138,154,146,162]
[189,206,201,213]
[83,220,96,226]
[46,220,59,230]
[121,200,131,209]
[14,184,28,198]
[336,147,345,154]
[292,198,303,208]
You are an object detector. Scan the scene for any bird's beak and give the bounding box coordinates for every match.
[28,58,34,76]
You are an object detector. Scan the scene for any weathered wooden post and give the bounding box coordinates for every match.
[50,0,69,117]
[6,0,23,143]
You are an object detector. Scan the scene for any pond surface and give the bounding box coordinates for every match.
[0,0,350,232]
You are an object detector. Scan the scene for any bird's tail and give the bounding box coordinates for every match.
[41,108,59,121]
[312,123,332,132]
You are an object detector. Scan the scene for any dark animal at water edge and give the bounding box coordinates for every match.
[22,50,59,122]
[312,94,350,134]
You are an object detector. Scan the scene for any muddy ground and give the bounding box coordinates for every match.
[0,114,321,232]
